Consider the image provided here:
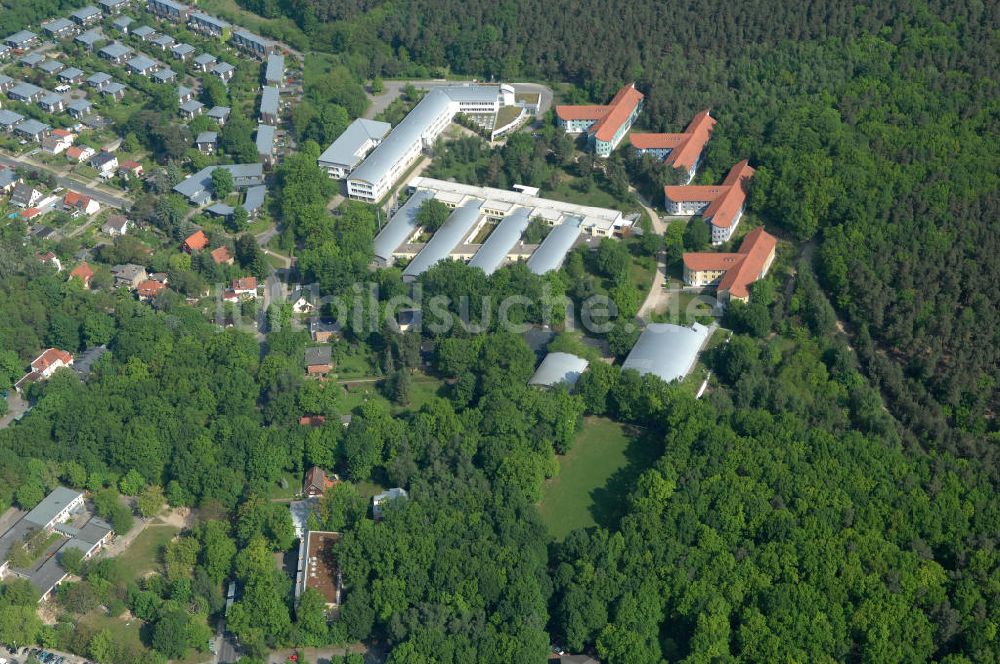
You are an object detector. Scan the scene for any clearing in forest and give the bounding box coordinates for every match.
[539,416,659,539]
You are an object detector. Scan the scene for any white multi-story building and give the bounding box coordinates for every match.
[317,118,391,180]
[346,84,516,203]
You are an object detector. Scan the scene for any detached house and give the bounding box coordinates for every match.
[126,55,159,77]
[193,53,216,72]
[182,229,208,253]
[5,30,39,50]
[179,99,204,118]
[0,166,21,193]
[303,466,339,497]
[66,145,96,162]
[38,92,65,114]
[136,278,166,301]
[42,129,75,154]
[58,67,85,85]
[37,252,62,272]
[70,6,103,27]
[14,348,73,392]
[231,276,257,298]
[98,42,132,65]
[66,99,92,120]
[90,151,119,179]
[196,131,217,154]
[0,109,23,132]
[101,82,127,101]
[171,43,194,61]
[43,18,77,40]
[86,72,112,89]
[303,345,332,376]
[8,82,43,103]
[11,182,43,208]
[206,105,230,125]
[111,263,147,289]
[210,246,233,265]
[75,29,104,50]
[64,191,100,215]
[118,160,143,180]
[69,262,94,287]
[101,215,130,236]
[211,61,234,83]
[14,119,51,142]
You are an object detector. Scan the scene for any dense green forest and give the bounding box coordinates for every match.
[261,0,1000,448]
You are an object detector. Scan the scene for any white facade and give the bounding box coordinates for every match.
[347,85,514,203]
[666,199,712,216]
[710,206,745,244]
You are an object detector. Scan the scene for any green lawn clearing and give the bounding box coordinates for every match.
[538,417,659,540]
[115,525,179,580]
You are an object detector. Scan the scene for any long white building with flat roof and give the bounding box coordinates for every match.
[346,84,515,203]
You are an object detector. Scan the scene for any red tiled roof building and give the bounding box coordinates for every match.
[664,159,755,244]
[682,227,777,303]
[630,109,716,183]
[556,83,644,157]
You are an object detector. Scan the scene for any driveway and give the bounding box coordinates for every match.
[0,153,130,209]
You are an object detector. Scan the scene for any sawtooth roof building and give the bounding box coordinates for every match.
[373,177,628,274]
[622,322,712,384]
[467,207,532,275]
[556,83,644,157]
[347,84,516,203]
[630,109,716,183]
[402,200,483,282]
[664,159,756,244]
[526,217,583,275]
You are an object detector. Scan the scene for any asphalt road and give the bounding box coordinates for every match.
[0,153,130,210]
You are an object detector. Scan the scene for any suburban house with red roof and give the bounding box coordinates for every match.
[630,109,716,183]
[231,276,257,298]
[682,227,777,303]
[14,348,74,392]
[65,145,96,163]
[555,83,644,157]
[63,191,100,216]
[183,230,209,253]
[69,262,94,287]
[664,159,755,244]
[118,160,144,180]
[210,246,233,265]
[136,278,166,301]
